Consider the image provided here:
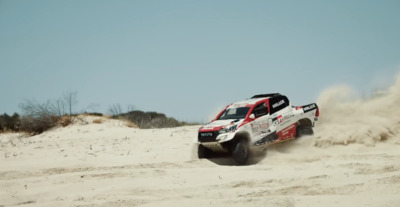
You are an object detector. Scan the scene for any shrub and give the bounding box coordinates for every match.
[82,112,103,117]
[116,110,185,129]
[59,116,73,127]
[124,121,137,128]
[117,118,137,128]
[0,114,7,132]
[0,113,20,132]
[93,118,103,124]
[19,115,59,134]
[19,99,60,134]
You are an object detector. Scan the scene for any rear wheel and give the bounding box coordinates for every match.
[232,139,250,165]
[296,125,314,138]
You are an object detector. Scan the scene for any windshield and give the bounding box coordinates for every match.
[218,107,250,120]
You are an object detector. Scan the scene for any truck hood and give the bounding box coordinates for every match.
[199,119,243,132]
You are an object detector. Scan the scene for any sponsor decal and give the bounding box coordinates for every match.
[200,132,213,137]
[278,123,297,138]
[283,112,294,119]
[259,122,270,134]
[272,113,292,126]
[272,115,283,126]
[281,124,295,134]
[272,100,285,108]
[303,104,316,113]
[260,123,269,129]
[295,106,302,110]
[277,115,284,123]
[252,126,260,133]
[281,119,291,125]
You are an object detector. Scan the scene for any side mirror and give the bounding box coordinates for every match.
[249,114,255,119]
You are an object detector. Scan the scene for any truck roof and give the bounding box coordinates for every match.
[251,93,281,99]
[228,93,287,108]
[229,98,265,108]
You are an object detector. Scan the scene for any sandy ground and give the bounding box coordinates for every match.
[1,114,400,207]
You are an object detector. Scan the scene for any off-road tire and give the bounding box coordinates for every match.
[197,144,215,159]
[296,125,314,138]
[232,139,250,165]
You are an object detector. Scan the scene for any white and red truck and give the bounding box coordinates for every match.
[197,93,319,165]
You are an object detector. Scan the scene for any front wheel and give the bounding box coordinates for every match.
[232,139,250,165]
[197,144,215,159]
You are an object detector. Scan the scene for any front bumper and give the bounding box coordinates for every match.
[201,142,229,153]
[198,131,235,143]
[198,131,236,153]
[198,131,220,142]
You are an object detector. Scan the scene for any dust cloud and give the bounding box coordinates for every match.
[313,72,400,147]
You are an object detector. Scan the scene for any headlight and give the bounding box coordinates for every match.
[219,125,237,134]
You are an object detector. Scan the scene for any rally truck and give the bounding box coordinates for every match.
[197,93,319,165]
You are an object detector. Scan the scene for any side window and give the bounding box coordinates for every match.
[253,102,269,118]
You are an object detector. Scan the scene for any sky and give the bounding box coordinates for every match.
[1,0,400,122]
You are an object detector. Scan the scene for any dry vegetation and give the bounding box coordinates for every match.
[1,92,196,135]
[92,118,103,124]
[124,121,137,128]
[115,110,190,129]
[59,116,73,127]
[119,118,137,128]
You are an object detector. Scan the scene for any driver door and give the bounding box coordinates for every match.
[250,102,270,141]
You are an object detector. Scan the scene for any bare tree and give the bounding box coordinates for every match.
[19,99,55,118]
[50,98,66,116]
[63,91,78,115]
[108,104,123,116]
[126,104,136,112]
[79,103,100,114]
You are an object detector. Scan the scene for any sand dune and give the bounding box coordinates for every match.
[1,75,400,206]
